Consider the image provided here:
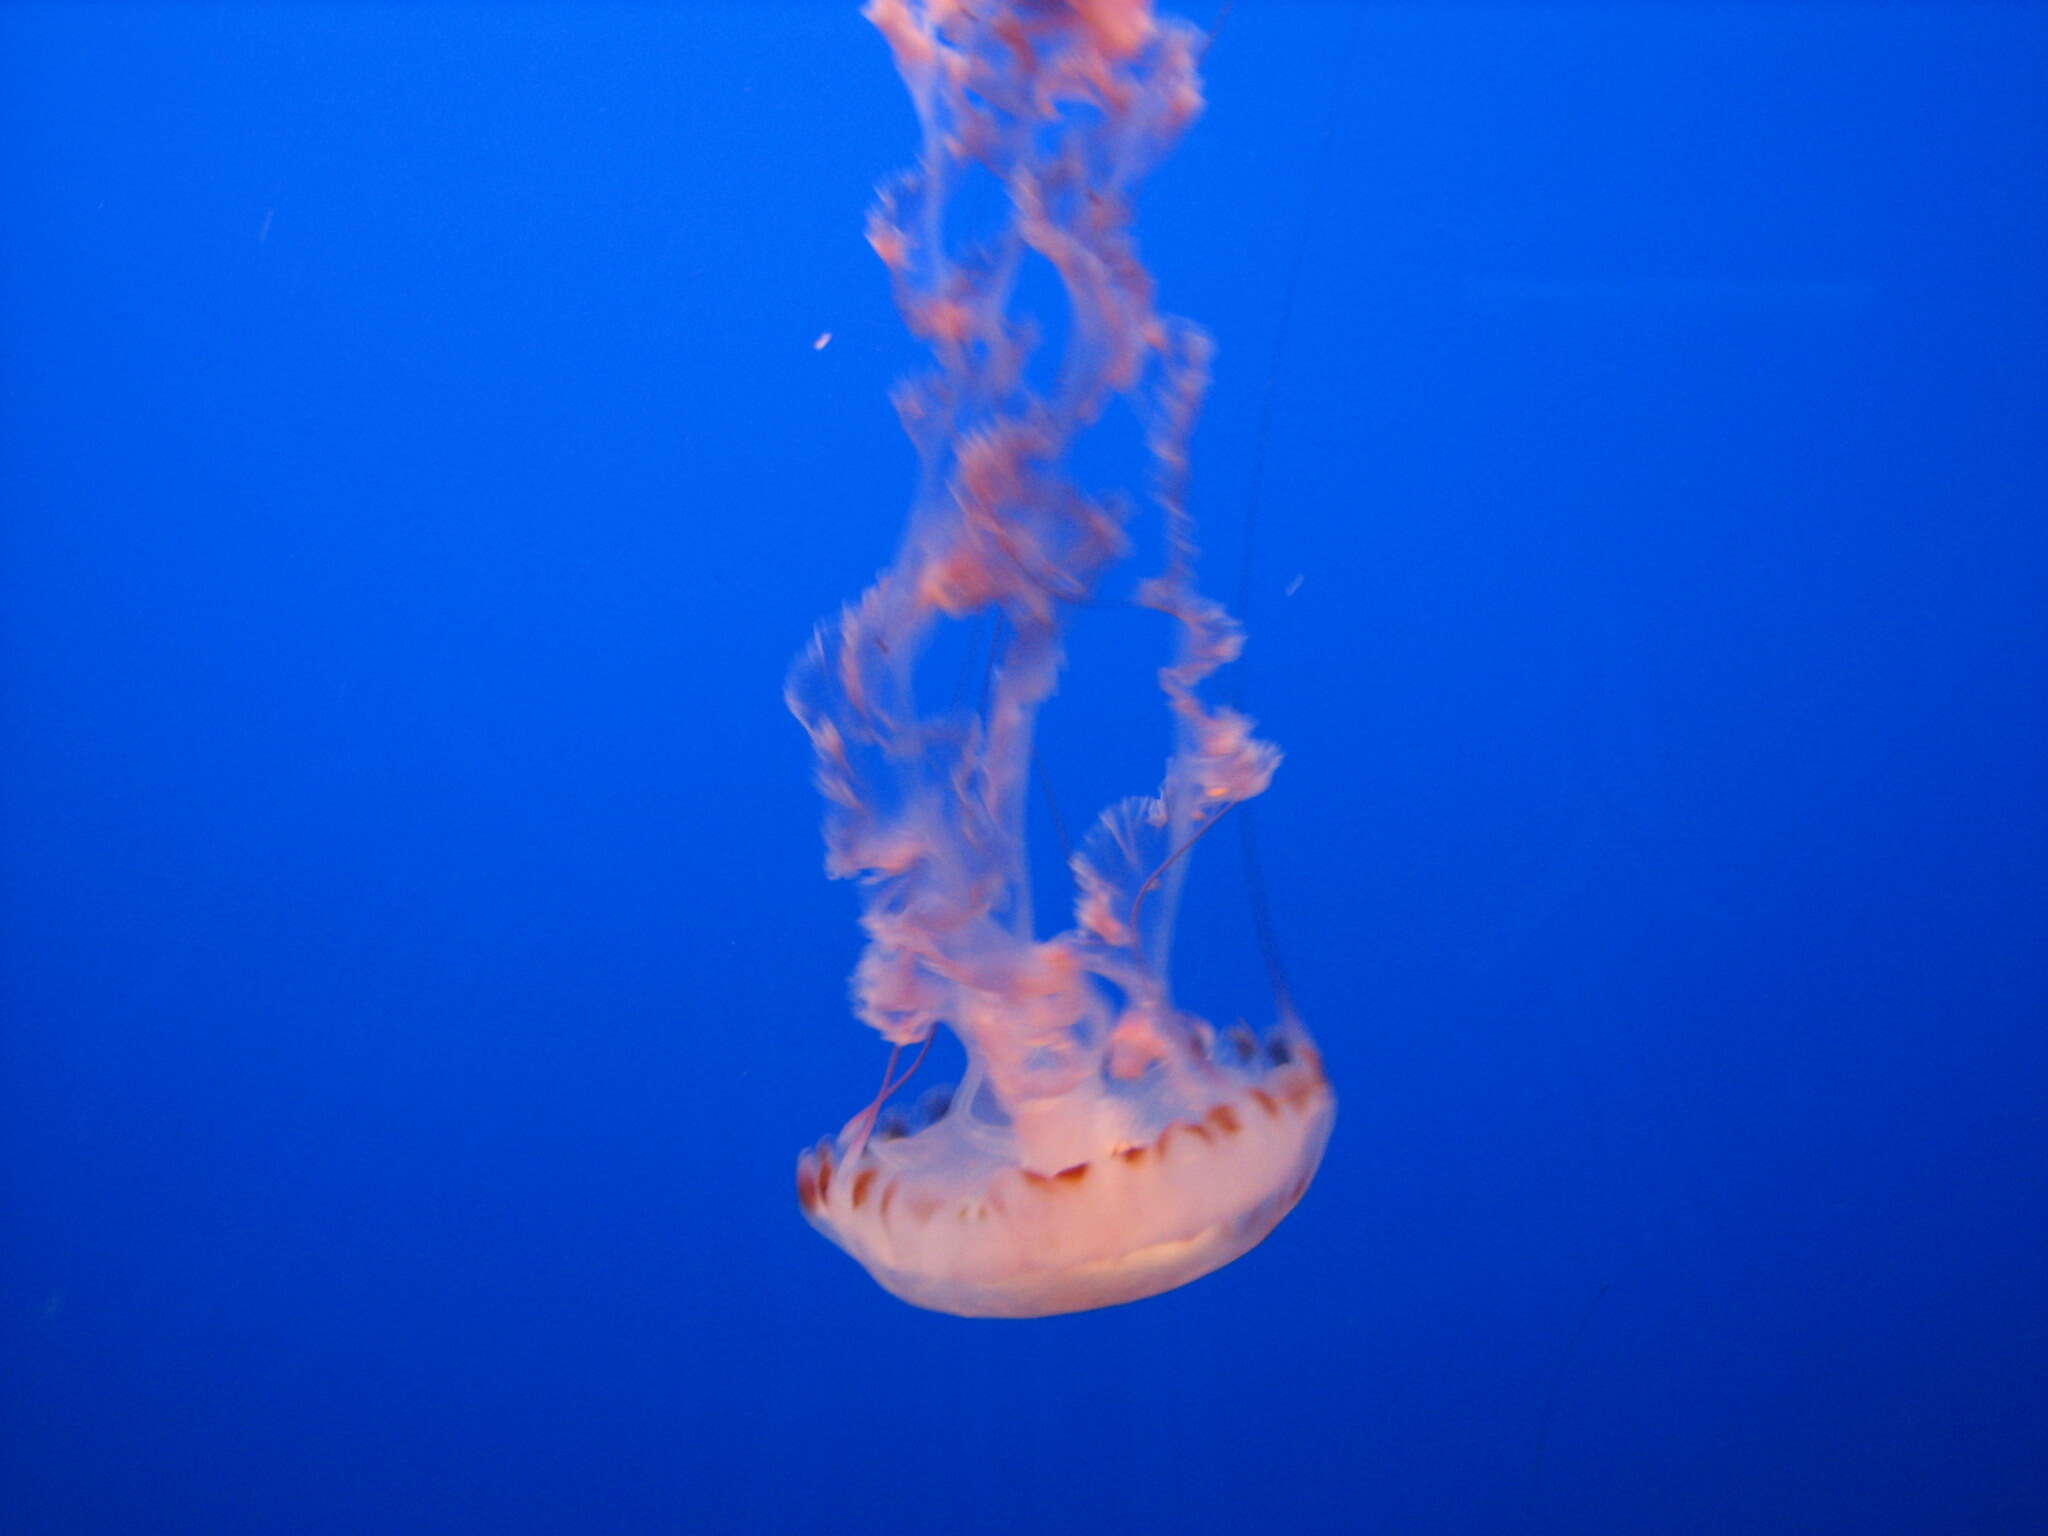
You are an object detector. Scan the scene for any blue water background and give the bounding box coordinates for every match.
[5,3,2044,1532]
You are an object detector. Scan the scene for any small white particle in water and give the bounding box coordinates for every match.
[813,331,832,351]
[1284,574,1304,597]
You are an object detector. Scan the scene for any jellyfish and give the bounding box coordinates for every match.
[787,0,1334,1318]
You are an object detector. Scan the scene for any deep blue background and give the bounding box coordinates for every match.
[4,4,2044,1532]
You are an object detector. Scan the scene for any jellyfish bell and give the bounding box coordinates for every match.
[798,1004,1334,1319]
